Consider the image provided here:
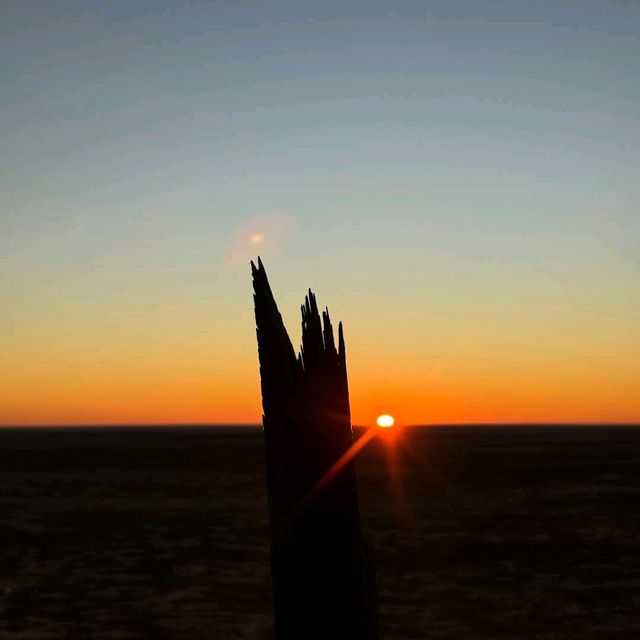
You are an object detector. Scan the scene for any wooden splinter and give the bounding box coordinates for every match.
[252,258,377,640]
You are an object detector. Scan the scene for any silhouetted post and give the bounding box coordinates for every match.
[252,258,377,640]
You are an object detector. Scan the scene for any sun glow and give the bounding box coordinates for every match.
[376,414,395,428]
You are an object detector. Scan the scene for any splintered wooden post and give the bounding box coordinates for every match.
[252,258,377,640]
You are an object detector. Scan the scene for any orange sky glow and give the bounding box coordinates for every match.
[2,262,638,426]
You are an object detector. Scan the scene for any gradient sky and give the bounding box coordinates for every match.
[2,1,639,426]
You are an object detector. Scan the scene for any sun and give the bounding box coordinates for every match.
[376,414,395,428]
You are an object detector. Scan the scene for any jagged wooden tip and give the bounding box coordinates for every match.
[251,258,377,640]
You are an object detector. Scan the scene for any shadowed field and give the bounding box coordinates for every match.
[1,425,639,639]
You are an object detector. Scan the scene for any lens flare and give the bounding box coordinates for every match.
[224,211,295,267]
[376,414,395,428]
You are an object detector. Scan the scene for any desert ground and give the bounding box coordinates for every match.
[1,425,639,639]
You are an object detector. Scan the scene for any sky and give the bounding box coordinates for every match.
[2,0,639,426]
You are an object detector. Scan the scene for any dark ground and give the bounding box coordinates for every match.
[1,425,639,639]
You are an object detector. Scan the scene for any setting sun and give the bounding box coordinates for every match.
[376,414,395,428]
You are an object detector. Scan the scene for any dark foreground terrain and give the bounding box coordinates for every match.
[1,425,639,639]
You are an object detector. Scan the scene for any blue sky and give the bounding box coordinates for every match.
[2,1,639,424]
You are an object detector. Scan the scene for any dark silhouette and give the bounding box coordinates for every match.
[251,258,378,640]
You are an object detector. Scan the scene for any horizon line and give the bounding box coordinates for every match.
[1,421,638,429]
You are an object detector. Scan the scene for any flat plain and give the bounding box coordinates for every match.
[1,425,639,639]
